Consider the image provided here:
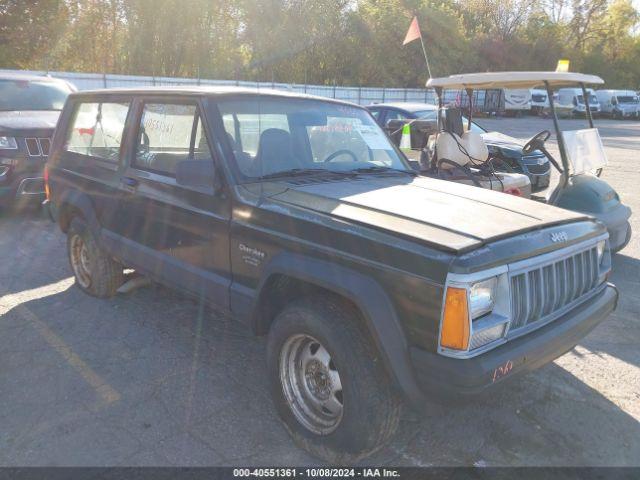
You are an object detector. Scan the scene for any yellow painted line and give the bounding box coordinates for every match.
[0,278,121,405]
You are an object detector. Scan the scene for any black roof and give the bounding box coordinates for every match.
[71,85,361,107]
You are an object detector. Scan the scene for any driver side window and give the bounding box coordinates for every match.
[221,112,291,175]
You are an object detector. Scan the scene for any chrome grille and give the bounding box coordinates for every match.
[510,245,599,331]
[522,155,549,175]
[525,162,549,175]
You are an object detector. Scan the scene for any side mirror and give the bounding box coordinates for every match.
[176,159,216,188]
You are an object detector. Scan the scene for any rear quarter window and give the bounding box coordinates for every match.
[66,101,130,163]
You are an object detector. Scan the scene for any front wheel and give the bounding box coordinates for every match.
[267,295,402,463]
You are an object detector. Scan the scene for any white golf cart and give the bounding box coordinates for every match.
[424,71,632,252]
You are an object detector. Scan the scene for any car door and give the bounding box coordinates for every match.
[114,96,231,308]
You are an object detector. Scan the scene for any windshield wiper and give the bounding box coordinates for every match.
[257,168,356,180]
[350,166,417,176]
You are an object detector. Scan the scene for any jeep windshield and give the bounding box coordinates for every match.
[217,97,411,180]
[576,94,598,105]
[616,96,638,104]
[0,79,72,111]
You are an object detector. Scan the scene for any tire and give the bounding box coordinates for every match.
[267,295,402,463]
[67,216,124,298]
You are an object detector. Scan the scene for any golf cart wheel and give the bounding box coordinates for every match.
[67,217,124,297]
[267,295,402,463]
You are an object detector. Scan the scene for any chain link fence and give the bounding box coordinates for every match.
[1,69,482,106]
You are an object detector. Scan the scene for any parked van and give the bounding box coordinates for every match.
[595,90,639,119]
[556,88,600,117]
[530,89,548,115]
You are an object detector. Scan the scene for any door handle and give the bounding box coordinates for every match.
[121,176,139,193]
[122,176,139,187]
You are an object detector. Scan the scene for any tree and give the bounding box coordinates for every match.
[0,0,68,70]
[1,0,639,89]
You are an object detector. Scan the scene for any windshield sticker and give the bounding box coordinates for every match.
[336,105,361,116]
[312,124,353,133]
[355,125,390,150]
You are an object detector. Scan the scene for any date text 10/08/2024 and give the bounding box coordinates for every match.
[233,468,401,477]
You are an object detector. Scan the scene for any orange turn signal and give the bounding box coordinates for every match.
[440,287,470,350]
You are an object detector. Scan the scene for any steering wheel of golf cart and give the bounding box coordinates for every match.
[522,130,551,155]
[522,129,564,173]
[324,149,359,163]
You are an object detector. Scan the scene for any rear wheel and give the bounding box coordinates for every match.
[267,295,402,463]
[67,217,123,297]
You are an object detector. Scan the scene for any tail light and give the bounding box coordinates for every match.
[504,187,522,196]
[44,165,50,200]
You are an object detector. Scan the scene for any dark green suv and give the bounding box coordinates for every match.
[45,87,618,462]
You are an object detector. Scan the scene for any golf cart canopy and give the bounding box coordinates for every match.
[426,71,604,90]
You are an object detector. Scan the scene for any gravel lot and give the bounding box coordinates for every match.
[0,117,638,467]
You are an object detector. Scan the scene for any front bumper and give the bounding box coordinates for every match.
[614,109,638,118]
[0,175,45,207]
[526,171,551,192]
[410,284,618,399]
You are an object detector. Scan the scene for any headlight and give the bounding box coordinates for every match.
[440,271,510,356]
[0,136,18,150]
[469,278,496,319]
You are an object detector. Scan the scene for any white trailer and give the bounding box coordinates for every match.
[502,89,531,116]
[595,89,639,119]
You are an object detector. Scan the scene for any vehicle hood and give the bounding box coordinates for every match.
[0,110,60,135]
[268,175,588,252]
[481,131,547,159]
[481,131,524,151]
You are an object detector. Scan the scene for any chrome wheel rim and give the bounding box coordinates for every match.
[70,234,91,289]
[279,334,344,435]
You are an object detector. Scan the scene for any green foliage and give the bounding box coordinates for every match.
[0,0,638,88]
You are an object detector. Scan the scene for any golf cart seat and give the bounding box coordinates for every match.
[436,131,489,169]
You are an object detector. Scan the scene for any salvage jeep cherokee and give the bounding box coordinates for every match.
[45,87,618,462]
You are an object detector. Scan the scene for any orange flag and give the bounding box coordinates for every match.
[403,16,422,45]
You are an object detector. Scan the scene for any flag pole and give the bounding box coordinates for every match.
[403,16,433,79]
[418,34,432,79]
